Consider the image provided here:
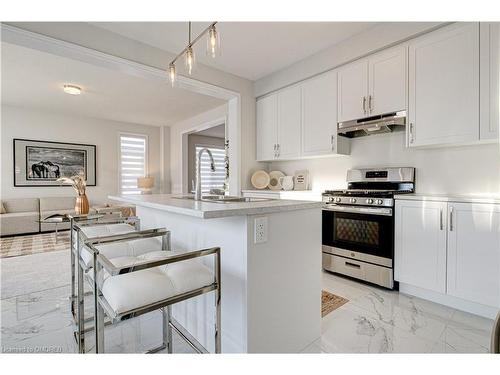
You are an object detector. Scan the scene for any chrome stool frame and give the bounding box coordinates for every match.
[85,231,221,354]
[71,216,141,352]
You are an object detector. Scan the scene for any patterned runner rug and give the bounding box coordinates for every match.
[322,290,349,317]
[0,231,70,259]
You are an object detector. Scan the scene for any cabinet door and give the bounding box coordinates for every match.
[395,200,447,293]
[447,203,500,307]
[368,46,407,116]
[256,94,278,161]
[337,60,368,122]
[479,22,499,141]
[302,71,338,156]
[408,23,479,147]
[277,85,301,159]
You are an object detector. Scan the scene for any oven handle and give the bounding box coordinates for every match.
[322,204,393,216]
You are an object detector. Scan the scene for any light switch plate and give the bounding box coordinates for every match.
[254,217,268,244]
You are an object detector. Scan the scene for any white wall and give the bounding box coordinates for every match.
[269,132,500,196]
[254,22,445,97]
[1,105,162,204]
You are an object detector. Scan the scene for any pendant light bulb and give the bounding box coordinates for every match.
[168,63,176,87]
[207,24,219,58]
[185,46,195,75]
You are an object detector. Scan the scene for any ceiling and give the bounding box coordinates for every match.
[92,22,378,81]
[1,42,225,127]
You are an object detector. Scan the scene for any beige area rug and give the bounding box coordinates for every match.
[0,231,70,259]
[322,290,349,317]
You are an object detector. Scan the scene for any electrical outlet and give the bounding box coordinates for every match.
[254,217,268,244]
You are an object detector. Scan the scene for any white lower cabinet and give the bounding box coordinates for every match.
[395,199,500,309]
[447,202,500,307]
[395,200,447,293]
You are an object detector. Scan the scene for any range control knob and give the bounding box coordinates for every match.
[377,199,384,205]
[366,198,374,204]
[335,197,342,203]
[350,198,357,203]
[328,197,334,202]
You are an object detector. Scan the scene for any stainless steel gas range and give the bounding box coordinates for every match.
[322,167,415,289]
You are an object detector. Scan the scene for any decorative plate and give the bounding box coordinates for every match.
[251,170,271,190]
[268,170,285,191]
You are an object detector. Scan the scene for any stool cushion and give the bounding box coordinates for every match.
[99,251,214,315]
[83,237,162,268]
[102,268,175,315]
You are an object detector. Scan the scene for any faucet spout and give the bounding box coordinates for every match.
[195,148,216,201]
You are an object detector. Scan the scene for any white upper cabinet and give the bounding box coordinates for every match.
[337,60,368,122]
[480,22,500,141]
[302,71,339,156]
[395,200,448,293]
[256,71,349,161]
[447,203,500,307]
[408,23,480,147]
[338,46,407,122]
[277,85,302,159]
[256,93,278,161]
[368,46,407,116]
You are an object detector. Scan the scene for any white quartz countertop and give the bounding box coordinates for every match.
[109,194,323,219]
[394,193,500,205]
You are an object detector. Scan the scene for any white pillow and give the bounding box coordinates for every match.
[0,202,5,214]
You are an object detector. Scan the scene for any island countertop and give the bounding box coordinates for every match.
[109,194,323,219]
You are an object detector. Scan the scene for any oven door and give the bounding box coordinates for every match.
[322,205,394,261]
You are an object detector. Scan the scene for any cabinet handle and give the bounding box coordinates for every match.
[362,96,367,114]
[449,206,454,231]
[331,135,335,151]
[439,208,443,231]
[409,123,415,144]
[277,144,280,158]
[368,95,373,113]
[273,144,277,158]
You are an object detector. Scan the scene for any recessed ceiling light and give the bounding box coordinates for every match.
[63,84,82,95]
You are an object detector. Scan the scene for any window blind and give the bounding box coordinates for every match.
[119,134,147,195]
[195,145,226,193]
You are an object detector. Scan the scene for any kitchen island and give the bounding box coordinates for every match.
[109,194,323,353]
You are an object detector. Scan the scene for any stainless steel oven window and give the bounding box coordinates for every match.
[335,217,380,246]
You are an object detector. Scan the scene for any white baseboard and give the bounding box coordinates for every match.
[399,283,498,319]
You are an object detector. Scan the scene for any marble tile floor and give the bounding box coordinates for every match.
[301,271,494,353]
[0,249,494,353]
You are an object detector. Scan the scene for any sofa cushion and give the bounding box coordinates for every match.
[2,198,39,213]
[40,197,76,212]
[0,211,40,236]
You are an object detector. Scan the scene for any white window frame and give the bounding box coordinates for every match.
[118,132,149,195]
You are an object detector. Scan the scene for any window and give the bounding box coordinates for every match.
[195,145,226,193]
[119,133,148,195]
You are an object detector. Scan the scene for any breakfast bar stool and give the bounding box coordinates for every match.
[84,230,221,354]
[71,217,145,352]
[69,215,140,323]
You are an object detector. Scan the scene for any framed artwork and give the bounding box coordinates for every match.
[13,139,96,187]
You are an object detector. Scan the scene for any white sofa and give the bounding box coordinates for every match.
[0,198,40,236]
[0,197,97,236]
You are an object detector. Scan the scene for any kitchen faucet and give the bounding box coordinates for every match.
[195,148,215,201]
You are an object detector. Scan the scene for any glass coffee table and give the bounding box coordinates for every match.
[38,213,104,243]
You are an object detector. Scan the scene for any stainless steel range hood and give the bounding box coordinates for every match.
[338,111,406,138]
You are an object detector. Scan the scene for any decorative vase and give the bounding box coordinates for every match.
[75,194,89,215]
